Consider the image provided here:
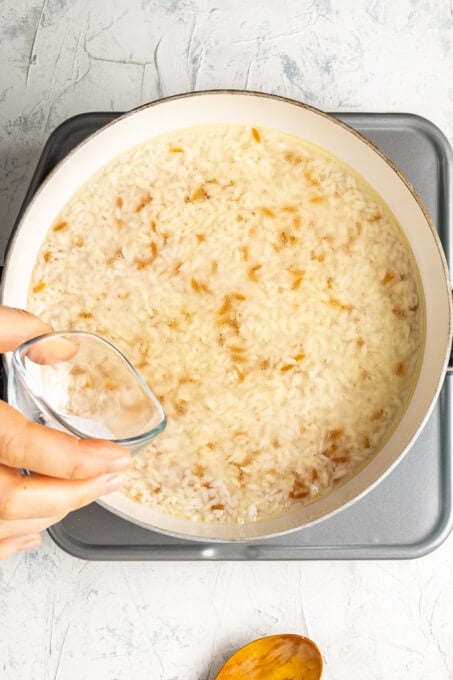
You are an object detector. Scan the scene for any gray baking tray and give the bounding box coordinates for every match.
[1,111,452,560]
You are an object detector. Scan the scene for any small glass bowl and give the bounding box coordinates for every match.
[8,330,166,455]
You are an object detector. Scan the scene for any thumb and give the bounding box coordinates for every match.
[0,306,52,353]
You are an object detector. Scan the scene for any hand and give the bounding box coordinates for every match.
[0,306,131,560]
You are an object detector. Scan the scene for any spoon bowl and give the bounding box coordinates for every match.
[216,633,323,680]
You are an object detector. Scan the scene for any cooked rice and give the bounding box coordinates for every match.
[28,124,422,523]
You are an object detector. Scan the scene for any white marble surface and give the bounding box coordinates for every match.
[1,1,453,678]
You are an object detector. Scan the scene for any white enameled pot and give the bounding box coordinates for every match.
[1,92,451,541]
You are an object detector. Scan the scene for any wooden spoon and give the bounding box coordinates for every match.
[216,633,323,679]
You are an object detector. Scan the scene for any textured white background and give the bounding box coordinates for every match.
[1,1,453,679]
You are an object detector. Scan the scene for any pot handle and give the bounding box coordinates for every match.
[448,289,453,376]
[448,343,453,376]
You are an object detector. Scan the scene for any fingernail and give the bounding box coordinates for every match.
[105,456,132,472]
[16,533,41,550]
[99,473,126,493]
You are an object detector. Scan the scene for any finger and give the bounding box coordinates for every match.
[0,306,51,353]
[0,464,126,520]
[0,533,41,561]
[26,334,79,365]
[0,303,78,363]
[0,513,65,541]
[0,400,131,479]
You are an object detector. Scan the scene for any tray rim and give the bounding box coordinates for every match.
[3,108,452,560]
